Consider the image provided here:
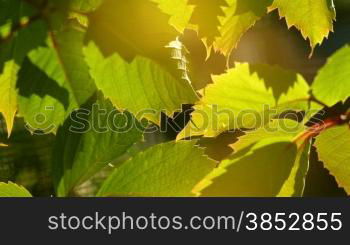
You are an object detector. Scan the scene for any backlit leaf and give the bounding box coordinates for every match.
[178,63,310,138]
[17,21,96,133]
[98,140,216,197]
[151,0,194,33]
[312,45,350,107]
[0,181,32,197]
[269,0,336,54]
[0,1,47,136]
[315,125,350,194]
[86,0,179,61]
[194,139,298,197]
[84,42,198,125]
[213,0,272,56]
[53,96,146,197]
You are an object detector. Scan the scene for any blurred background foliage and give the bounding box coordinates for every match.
[0,0,349,196]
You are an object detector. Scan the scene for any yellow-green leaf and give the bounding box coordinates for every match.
[194,139,298,197]
[98,141,216,197]
[84,42,198,125]
[269,0,336,54]
[312,45,350,107]
[178,63,310,139]
[315,125,350,194]
[0,181,32,197]
[214,0,272,56]
[151,0,194,33]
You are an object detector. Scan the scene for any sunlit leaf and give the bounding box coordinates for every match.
[98,140,216,197]
[213,0,272,56]
[193,139,298,197]
[151,0,194,33]
[0,1,47,136]
[315,125,350,194]
[86,0,179,61]
[0,181,32,197]
[17,21,96,133]
[178,63,310,138]
[53,96,146,197]
[188,0,228,46]
[230,119,311,197]
[269,0,336,54]
[312,45,350,107]
[231,119,306,152]
[84,42,198,125]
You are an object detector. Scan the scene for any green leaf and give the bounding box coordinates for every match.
[0,181,32,197]
[231,119,306,152]
[178,63,310,138]
[213,0,272,56]
[230,119,311,197]
[269,0,336,54]
[0,1,47,136]
[312,45,350,107]
[53,96,146,197]
[315,125,350,194]
[17,21,96,133]
[84,42,198,125]
[278,140,311,197]
[86,0,179,61]
[188,0,228,45]
[151,0,194,33]
[97,141,216,197]
[194,139,298,197]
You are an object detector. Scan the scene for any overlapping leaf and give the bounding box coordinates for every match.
[178,63,311,139]
[312,45,350,107]
[97,141,216,197]
[86,0,179,61]
[17,21,96,133]
[315,125,350,194]
[213,0,272,56]
[269,0,336,54]
[151,0,194,33]
[84,42,198,125]
[194,139,299,197]
[0,0,47,136]
[0,181,32,197]
[53,96,146,197]
[231,119,311,197]
[188,0,228,46]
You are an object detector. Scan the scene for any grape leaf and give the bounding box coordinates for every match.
[97,140,216,197]
[269,0,336,54]
[178,63,310,139]
[0,181,32,197]
[84,42,198,125]
[315,125,350,194]
[312,45,350,107]
[17,21,96,133]
[53,96,146,197]
[151,0,194,33]
[213,0,272,56]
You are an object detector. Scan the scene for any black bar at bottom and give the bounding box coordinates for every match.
[0,198,348,243]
